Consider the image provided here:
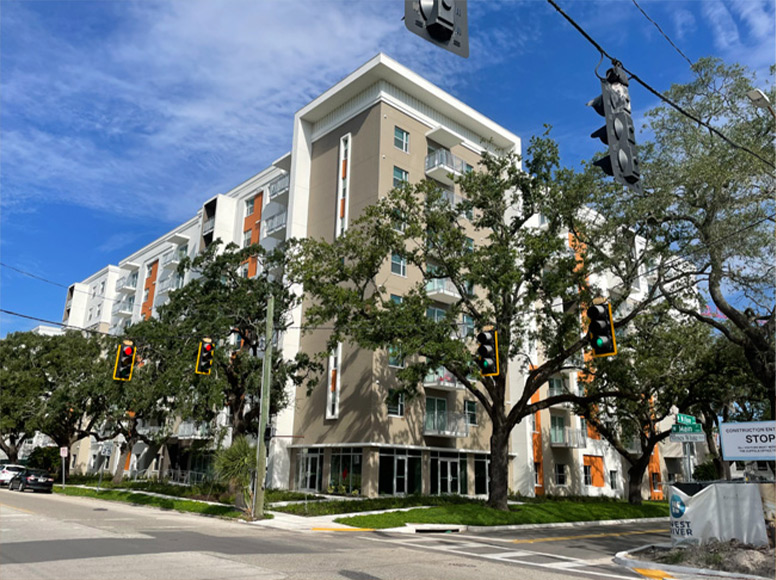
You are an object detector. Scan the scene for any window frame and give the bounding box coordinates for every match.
[465,400,477,426]
[394,126,410,153]
[555,463,567,486]
[390,253,406,277]
[393,166,408,188]
[387,390,405,417]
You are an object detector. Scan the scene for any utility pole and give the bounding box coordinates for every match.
[252,294,274,520]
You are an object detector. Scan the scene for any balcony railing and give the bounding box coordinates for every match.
[112,300,134,317]
[115,276,137,293]
[161,252,182,269]
[176,421,211,439]
[423,410,469,438]
[263,211,287,237]
[423,367,463,391]
[425,278,461,304]
[550,427,587,448]
[156,276,183,294]
[425,149,465,185]
[268,173,290,200]
[202,216,215,235]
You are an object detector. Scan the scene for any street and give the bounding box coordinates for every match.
[0,490,668,580]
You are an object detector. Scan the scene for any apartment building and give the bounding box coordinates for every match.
[61,53,688,499]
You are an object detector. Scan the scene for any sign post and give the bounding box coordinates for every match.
[59,446,68,490]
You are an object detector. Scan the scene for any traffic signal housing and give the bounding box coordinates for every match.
[113,341,136,381]
[587,303,617,358]
[195,338,214,375]
[588,63,642,194]
[405,0,469,58]
[476,330,499,377]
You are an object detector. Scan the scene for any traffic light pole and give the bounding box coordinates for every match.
[252,295,274,520]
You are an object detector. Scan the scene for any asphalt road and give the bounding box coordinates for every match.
[0,488,667,580]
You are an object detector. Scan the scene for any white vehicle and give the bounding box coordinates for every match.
[0,464,25,487]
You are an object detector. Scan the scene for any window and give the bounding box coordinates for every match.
[245,197,254,216]
[330,448,362,494]
[87,308,93,321]
[394,126,409,153]
[426,306,446,323]
[99,281,105,295]
[96,304,101,318]
[550,414,566,444]
[176,244,188,259]
[548,377,567,397]
[243,230,252,248]
[326,344,342,420]
[584,465,592,486]
[239,266,249,278]
[390,294,402,304]
[534,462,542,486]
[146,264,153,279]
[555,463,567,486]
[651,472,661,492]
[391,208,406,232]
[390,253,406,276]
[387,390,404,416]
[530,412,537,433]
[393,166,408,188]
[143,288,150,303]
[610,469,618,489]
[336,134,351,238]
[92,285,97,297]
[388,346,405,368]
[465,401,477,426]
[461,314,475,338]
[464,162,473,173]
[474,456,490,495]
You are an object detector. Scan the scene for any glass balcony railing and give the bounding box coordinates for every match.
[423,410,468,437]
[425,278,461,303]
[549,427,587,448]
[263,211,287,236]
[115,276,137,293]
[202,217,215,235]
[425,149,465,184]
[423,367,463,390]
[268,174,290,200]
[111,300,134,317]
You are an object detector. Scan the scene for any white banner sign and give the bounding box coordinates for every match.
[669,484,768,546]
[720,421,776,461]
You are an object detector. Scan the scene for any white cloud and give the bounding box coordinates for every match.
[702,1,741,52]
[672,8,696,42]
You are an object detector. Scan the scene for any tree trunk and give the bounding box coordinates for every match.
[487,419,510,511]
[626,454,652,505]
[112,441,131,484]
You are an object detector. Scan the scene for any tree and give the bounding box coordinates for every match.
[128,241,319,445]
[579,306,709,503]
[214,436,256,517]
[0,331,114,471]
[635,58,774,405]
[291,133,660,510]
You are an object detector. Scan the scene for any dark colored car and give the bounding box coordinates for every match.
[8,468,54,493]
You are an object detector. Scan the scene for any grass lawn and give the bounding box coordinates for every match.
[335,499,669,529]
[55,486,250,519]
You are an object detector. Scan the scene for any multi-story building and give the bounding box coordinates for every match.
[61,53,693,499]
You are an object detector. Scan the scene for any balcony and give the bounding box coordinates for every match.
[115,276,137,293]
[548,382,577,408]
[423,367,464,391]
[425,278,461,304]
[156,276,182,295]
[424,410,469,438]
[425,149,465,186]
[550,427,587,448]
[176,421,210,439]
[161,251,181,270]
[202,216,215,235]
[111,300,134,318]
[268,173,290,201]
[263,211,287,237]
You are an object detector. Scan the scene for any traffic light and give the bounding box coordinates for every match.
[586,303,617,358]
[476,329,499,377]
[113,340,136,381]
[405,0,469,58]
[195,338,214,375]
[588,63,642,194]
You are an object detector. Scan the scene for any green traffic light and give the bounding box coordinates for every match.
[595,337,604,347]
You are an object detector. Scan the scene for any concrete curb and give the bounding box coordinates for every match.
[614,544,771,580]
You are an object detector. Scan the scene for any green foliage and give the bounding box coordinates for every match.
[214,436,256,515]
[693,460,719,482]
[274,494,478,517]
[26,446,61,476]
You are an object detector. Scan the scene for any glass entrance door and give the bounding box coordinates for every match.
[438,458,459,494]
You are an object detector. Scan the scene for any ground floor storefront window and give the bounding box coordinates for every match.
[330,447,362,495]
[296,448,323,492]
[430,451,468,495]
[378,448,422,495]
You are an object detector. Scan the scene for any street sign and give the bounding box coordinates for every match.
[672,424,702,434]
[100,442,114,457]
[59,446,68,458]
[670,432,706,443]
[676,413,696,425]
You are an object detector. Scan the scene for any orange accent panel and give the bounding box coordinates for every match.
[648,445,663,500]
[340,198,346,218]
[341,159,347,179]
[531,389,544,495]
[330,369,337,393]
[587,422,601,440]
[242,193,263,278]
[141,261,158,320]
[124,450,132,470]
[584,455,605,487]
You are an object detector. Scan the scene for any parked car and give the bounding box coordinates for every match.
[8,468,54,493]
[0,464,25,487]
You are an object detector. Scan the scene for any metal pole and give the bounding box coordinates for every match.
[252,295,274,520]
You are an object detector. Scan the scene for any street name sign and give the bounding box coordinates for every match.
[670,432,706,443]
[676,413,696,425]
[672,424,702,434]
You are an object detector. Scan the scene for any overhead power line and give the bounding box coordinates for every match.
[630,0,694,68]
[545,0,775,170]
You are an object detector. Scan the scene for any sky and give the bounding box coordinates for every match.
[1,0,774,336]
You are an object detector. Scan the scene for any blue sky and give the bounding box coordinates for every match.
[1,0,774,336]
